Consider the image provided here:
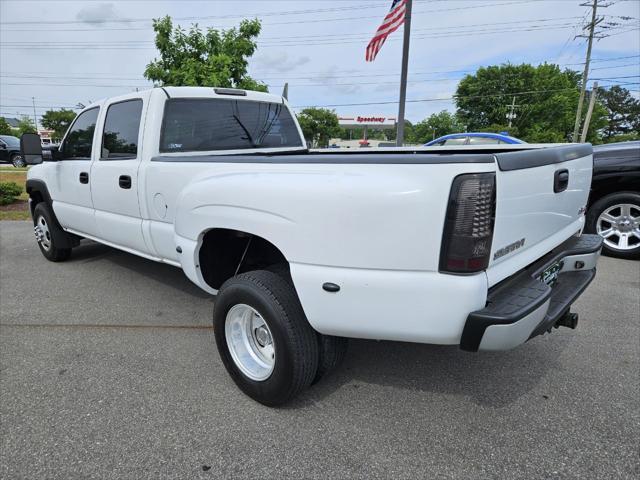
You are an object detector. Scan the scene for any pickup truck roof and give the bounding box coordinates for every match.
[86,86,284,111]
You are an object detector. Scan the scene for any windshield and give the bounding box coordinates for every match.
[0,136,20,147]
[160,98,304,153]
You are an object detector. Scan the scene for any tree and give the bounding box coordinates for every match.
[0,117,12,135]
[144,16,267,92]
[41,109,77,140]
[410,111,464,144]
[16,116,36,136]
[455,63,605,143]
[296,108,340,148]
[599,86,640,140]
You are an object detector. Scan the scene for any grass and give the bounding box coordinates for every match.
[0,169,30,220]
[0,166,28,171]
[0,210,30,221]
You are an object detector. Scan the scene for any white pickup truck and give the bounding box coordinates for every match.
[21,87,602,405]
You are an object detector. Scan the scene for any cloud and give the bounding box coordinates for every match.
[76,3,127,25]
[253,52,311,73]
[312,66,362,95]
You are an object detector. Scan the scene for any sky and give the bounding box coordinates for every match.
[1,0,639,127]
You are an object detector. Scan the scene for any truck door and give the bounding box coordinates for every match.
[90,97,148,253]
[49,107,99,236]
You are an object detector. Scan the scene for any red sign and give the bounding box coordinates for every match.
[356,116,386,123]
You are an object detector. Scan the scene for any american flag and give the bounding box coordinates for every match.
[365,0,407,62]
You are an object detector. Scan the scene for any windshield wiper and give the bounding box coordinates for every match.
[231,101,282,148]
[232,113,257,147]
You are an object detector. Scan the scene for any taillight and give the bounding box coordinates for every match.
[439,173,496,274]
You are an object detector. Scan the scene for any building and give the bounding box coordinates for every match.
[4,117,20,130]
[338,115,397,144]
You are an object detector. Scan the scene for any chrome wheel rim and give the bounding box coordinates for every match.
[225,304,275,381]
[596,203,640,251]
[12,155,25,168]
[34,215,52,251]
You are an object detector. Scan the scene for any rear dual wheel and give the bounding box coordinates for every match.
[213,269,347,406]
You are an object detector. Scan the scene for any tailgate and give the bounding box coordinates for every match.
[486,144,593,286]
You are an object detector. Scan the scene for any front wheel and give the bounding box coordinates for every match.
[213,270,319,406]
[586,191,640,260]
[11,154,26,168]
[33,203,72,262]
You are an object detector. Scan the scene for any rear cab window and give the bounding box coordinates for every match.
[160,98,303,153]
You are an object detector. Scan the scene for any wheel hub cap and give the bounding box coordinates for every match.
[34,216,52,251]
[254,325,272,348]
[596,203,640,251]
[225,304,275,381]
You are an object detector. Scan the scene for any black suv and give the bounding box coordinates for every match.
[585,141,640,259]
[0,135,26,167]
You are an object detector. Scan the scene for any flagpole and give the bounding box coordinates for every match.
[395,0,412,147]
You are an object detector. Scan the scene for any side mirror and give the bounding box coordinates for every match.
[20,133,44,165]
[43,145,60,161]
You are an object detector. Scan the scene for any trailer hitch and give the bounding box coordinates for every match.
[555,311,579,330]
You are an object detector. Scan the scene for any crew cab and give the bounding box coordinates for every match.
[20,87,602,406]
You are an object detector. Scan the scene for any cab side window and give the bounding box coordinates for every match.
[101,100,143,160]
[60,108,99,160]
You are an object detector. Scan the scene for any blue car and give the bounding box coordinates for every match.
[425,132,524,146]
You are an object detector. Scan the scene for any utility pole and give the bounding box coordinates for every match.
[395,0,412,147]
[31,97,38,132]
[506,96,519,128]
[572,0,605,142]
[580,82,599,143]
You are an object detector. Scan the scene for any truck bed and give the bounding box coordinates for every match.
[153,143,590,167]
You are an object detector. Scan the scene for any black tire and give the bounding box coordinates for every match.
[10,153,25,168]
[586,191,640,260]
[32,203,72,262]
[213,270,319,406]
[265,262,348,384]
[313,334,348,385]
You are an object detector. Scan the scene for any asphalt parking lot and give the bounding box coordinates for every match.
[1,221,638,479]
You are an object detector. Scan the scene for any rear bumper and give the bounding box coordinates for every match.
[460,234,603,351]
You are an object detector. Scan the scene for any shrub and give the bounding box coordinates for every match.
[0,181,23,205]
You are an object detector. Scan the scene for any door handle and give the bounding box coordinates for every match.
[79,172,89,184]
[554,169,569,193]
[119,175,132,189]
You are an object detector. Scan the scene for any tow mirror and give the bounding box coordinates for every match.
[20,133,43,165]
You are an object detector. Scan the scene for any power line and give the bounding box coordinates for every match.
[0,2,394,25]
[12,66,636,87]
[290,87,592,108]
[0,1,532,27]
[3,83,635,118]
[2,54,635,80]
[0,21,589,46]
[2,23,604,50]
[0,16,584,36]
[573,0,604,141]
